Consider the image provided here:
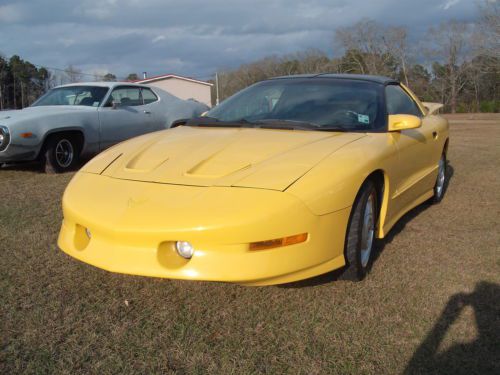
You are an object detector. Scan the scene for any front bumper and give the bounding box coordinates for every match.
[58,172,350,285]
[0,144,38,163]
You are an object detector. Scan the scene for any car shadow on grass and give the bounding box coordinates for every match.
[403,281,500,375]
[0,157,89,174]
[282,164,454,289]
[0,161,42,172]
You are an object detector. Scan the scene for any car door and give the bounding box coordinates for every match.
[98,86,158,150]
[387,84,436,214]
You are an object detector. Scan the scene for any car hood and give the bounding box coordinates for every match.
[0,106,97,125]
[91,125,365,191]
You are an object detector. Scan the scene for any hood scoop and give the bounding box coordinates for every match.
[124,139,170,172]
[186,157,251,178]
[102,126,365,191]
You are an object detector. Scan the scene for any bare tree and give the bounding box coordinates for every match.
[426,20,472,113]
[475,0,500,60]
[386,27,410,86]
[65,65,83,83]
[334,19,407,78]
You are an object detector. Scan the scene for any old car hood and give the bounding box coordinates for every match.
[0,106,97,125]
[98,126,365,191]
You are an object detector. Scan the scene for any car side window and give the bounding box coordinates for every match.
[106,87,142,107]
[385,85,422,117]
[142,88,158,104]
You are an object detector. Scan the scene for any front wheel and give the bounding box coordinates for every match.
[432,154,447,203]
[42,136,79,173]
[342,180,378,281]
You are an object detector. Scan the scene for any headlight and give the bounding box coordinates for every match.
[175,241,194,259]
[0,126,10,151]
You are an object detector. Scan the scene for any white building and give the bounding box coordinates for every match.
[136,74,213,107]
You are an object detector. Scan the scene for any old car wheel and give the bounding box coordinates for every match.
[43,136,78,173]
[342,180,378,281]
[432,154,447,203]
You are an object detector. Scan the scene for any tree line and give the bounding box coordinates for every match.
[0,56,140,110]
[1,1,498,113]
[213,1,498,113]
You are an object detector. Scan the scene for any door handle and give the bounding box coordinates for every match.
[143,110,151,114]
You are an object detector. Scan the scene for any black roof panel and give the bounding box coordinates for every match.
[269,73,398,85]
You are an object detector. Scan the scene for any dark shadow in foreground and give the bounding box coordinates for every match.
[404,281,500,375]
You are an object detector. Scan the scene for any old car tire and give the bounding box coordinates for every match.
[432,153,447,204]
[342,180,378,281]
[43,135,78,174]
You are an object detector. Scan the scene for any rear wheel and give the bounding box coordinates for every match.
[342,180,378,281]
[42,135,79,173]
[432,154,447,203]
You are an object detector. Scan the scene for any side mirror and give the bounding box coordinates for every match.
[388,114,422,132]
[111,100,121,109]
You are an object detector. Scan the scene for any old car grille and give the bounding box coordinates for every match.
[0,125,10,152]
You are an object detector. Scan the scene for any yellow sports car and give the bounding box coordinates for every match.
[58,74,449,285]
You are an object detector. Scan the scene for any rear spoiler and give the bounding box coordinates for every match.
[422,102,444,115]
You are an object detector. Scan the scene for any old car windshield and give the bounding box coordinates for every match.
[206,79,384,131]
[32,86,109,107]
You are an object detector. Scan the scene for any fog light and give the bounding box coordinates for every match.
[176,241,194,259]
[85,228,92,239]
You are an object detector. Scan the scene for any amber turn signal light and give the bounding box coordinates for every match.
[249,233,308,251]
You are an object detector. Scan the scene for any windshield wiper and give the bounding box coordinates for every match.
[185,117,257,128]
[316,126,351,132]
[253,119,319,131]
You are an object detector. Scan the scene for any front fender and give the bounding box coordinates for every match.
[6,113,100,157]
[287,133,397,215]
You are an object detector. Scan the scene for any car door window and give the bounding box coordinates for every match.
[106,87,142,106]
[142,88,158,104]
[386,85,422,117]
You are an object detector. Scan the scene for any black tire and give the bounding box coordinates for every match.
[342,180,378,281]
[42,135,79,174]
[432,153,447,204]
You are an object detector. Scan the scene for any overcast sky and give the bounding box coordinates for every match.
[0,0,478,81]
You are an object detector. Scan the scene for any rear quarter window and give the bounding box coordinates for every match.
[142,88,158,104]
[385,85,422,117]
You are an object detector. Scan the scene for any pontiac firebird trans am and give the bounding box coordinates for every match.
[58,74,449,285]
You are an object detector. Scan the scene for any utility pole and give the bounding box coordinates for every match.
[215,72,220,105]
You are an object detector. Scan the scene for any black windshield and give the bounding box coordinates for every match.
[205,78,385,131]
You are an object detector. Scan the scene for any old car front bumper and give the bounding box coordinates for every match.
[0,143,38,163]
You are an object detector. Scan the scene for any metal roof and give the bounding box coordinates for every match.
[135,74,213,86]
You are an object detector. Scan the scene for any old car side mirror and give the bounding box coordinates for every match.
[111,100,121,109]
[388,114,422,131]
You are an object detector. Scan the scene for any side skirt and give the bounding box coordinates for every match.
[379,189,434,238]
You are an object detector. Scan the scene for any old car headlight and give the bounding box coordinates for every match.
[176,241,194,259]
[0,126,9,151]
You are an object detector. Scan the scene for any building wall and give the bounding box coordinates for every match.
[144,77,212,107]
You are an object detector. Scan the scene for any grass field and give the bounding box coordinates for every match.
[1,114,499,375]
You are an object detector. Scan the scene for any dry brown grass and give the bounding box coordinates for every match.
[1,115,499,375]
